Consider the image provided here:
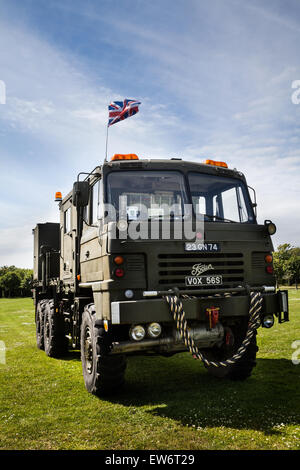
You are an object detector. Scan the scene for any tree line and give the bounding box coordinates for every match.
[0,266,33,298]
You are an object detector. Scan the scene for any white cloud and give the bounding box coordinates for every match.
[0,2,300,268]
[0,16,185,267]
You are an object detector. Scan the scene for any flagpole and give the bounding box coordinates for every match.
[104,124,109,163]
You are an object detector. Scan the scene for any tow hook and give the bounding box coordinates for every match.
[225,328,234,347]
[206,307,220,329]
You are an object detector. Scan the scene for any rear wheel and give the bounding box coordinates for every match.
[202,318,258,380]
[44,299,69,357]
[80,304,126,396]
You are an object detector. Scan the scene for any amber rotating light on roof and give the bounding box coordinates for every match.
[111,154,139,161]
[205,159,228,168]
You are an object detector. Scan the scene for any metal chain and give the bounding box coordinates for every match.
[164,291,263,368]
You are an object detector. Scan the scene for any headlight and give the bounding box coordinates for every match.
[147,322,162,338]
[129,325,146,341]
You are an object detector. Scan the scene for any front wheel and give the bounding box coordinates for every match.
[80,304,126,396]
[202,318,259,380]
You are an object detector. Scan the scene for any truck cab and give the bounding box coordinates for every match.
[33,155,289,395]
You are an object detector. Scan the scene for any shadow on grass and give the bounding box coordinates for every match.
[59,350,81,362]
[60,350,300,434]
[110,354,300,435]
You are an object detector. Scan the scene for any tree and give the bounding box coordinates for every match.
[20,271,33,297]
[286,254,300,289]
[0,271,21,297]
[0,266,33,297]
[273,244,300,287]
[273,244,292,285]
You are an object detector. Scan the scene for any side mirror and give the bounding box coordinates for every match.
[72,181,90,207]
[248,185,257,217]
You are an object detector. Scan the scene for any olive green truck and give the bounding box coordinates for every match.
[32,155,289,396]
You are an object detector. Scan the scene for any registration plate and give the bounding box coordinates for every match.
[185,242,220,252]
[185,275,223,286]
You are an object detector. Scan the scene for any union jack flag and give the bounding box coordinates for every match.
[108,99,141,126]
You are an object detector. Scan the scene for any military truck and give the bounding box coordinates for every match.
[32,155,289,396]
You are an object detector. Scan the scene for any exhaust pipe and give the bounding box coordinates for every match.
[111,323,224,354]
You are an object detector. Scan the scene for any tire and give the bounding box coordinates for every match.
[80,304,126,396]
[44,299,69,358]
[36,300,46,350]
[202,318,258,381]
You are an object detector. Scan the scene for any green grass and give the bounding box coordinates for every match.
[0,292,299,450]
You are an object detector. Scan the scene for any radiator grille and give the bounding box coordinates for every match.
[157,253,244,289]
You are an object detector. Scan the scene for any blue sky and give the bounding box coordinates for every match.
[0,0,300,267]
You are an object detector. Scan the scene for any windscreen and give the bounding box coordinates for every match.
[106,170,187,220]
[188,172,255,223]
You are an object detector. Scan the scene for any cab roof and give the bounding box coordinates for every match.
[103,157,245,181]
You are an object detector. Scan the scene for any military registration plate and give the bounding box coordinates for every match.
[185,242,220,252]
[185,275,223,286]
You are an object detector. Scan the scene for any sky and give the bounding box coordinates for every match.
[0,0,300,268]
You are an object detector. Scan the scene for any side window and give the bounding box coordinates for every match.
[197,196,206,215]
[236,187,248,222]
[91,180,100,224]
[192,196,206,215]
[64,207,71,233]
[213,194,221,218]
[222,188,240,221]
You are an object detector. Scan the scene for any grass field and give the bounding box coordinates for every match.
[0,291,299,450]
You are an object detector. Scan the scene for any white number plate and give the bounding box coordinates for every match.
[185,275,223,286]
[185,242,220,252]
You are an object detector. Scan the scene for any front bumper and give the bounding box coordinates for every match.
[110,287,289,325]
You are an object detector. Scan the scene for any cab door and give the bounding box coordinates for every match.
[61,197,76,285]
[80,179,103,283]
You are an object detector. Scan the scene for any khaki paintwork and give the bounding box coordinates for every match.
[33,158,287,350]
[59,159,276,323]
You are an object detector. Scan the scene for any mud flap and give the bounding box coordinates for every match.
[277,290,289,323]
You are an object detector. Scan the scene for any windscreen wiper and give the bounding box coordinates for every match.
[203,214,236,223]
